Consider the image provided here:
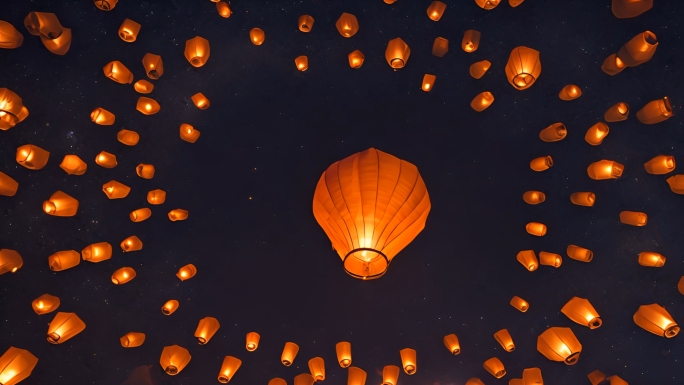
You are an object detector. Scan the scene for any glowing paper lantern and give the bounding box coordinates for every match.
[94,0,117,11]
[47,312,86,344]
[465,379,485,385]
[385,38,410,69]
[176,264,197,281]
[617,31,658,67]
[530,156,552,171]
[130,208,152,222]
[561,297,602,329]
[308,357,325,381]
[103,180,130,199]
[180,124,200,143]
[604,102,629,122]
[82,242,112,263]
[135,164,155,179]
[250,28,265,45]
[185,36,210,67]
[510,296,529,312]
[60,155,87,175]
[348,50,365,68]
[298,15,314,32]
[399,348,416,375]
[494,329,515,352]
[422,74,436,92]
[43,190,79,217]
[567,245,592,262]
[601,54,626,75]
[678,277,684,295]
[0,20,24,49]
[538,123,566,142]
[637,97,673,124]
[569,192,595,207]
[147,189,166,205]
[336,342,352,367]
[134,80,154,94]
[505,46,541,90]
[95,151,117,168]
[470,91,494,112]
[638,252,665,267]
[191,93,210,110]
[619,211,647,226]
[160,345,191,375]
[118,19,140,42]
[587,160,623,180]
[218,356,241,383]
[0,172,18,196]
[48,250,80,271]
[584,122,609,146]
[644,155,675,175]
[348,367,366,385]
[295,374,315,385]
[612,0,652,18]
[246,332,260,351]
[16,144,49,170]
[0,249,23,274]
[382,365,399,385]
[162,300,179,315]
[510,0,525,7]
[103,61,133,84]
[32,294,60,314]
[269,379,287,385]
[195,317,220,344]
[462,30,480,52]
[667,175,684,194]
[633,304,679,337]
[217,2,232,18]
[539,251,562,267]
[120,236,143,252]
[537,327,581,364]
[41,26,72,54]
[281,342,299,366]
[483,357,505,378]
[526,222,547,236]
[469,60,491,79]
[90,107,115,125]
[141,53,163,79]
[111,267,136,284]
[522,191,545,205]
[443,334,461,354]
[0,88,29,130]
[168,209,189,221]
[0,347,38,385]
[517,250,538,271]
[336,13,359,38]
[137,97,160,115]
[24,12,72,55]
[313,148,430,280]
[522,368,543,385]
[427,1,447,21]
[475,0,501,9]
[295,56,309,71]
[433,37,449,57]
[120,332,145,348]
[559,85,581,101]
[117,129,139,146]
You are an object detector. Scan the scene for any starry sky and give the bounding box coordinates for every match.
[1,0,683,384]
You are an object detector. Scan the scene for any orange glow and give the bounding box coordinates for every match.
[462,30,480,52]
[539,122,566,142]
[526,222,547,236]
[382,365,400,385]
[191,93,210,109]
[562,297,602,328]
[142,53,163,79]
[161,300,179,315]
[298,15,314,32]
[637,96,673,124]
[16,144,50,170]
[510,296,529,312]
[539,251,562,268]
[147,189,167,205]
[308,357,325,381]
[633,304,679,338]
[567,245,593,262]
[469,60,491,79]
[617,31,658,67]
[134,80,154,93]
[336,342,352,367]
[185,36,210,67]
[559,84,582,100]
[385,38,411,69]
[295,374,315,385]
[537,327,582,364]
[136,163,155,179]
[48,250,80,271]
[427,1,447,21]
[59,155,87,175]
[47,312,86,344]
[483,357,505,378]
[43,190,79,217]
[281,342,299,366]
[216,2,232,18]
[95,151,117,168]
[494,329,515,352]
[570,191,595,207]
[422,74,436,92]
[176,264,197,281]
[90,107,115,125]
[522,191,545,204]
[506,46,541,90]
[180,123,201,143]
[604,102,629,122]
[130,208,152,222]
[160,345,191,375]
[612,0,653,18]
[644,155,675,175]
[218,356,241,383]
[638,252,665,267]
[336,13,359,38]
[399,348,416,375]
[584,122,610,145]
[530,156,553,171]
[475,0,501,9]
[111,267,136,285]
[250,28,265,45]
[0,249,23,274]
[32,294,60,315]
[348,367,367,385]
[432,37,449,57]
[443,334,460,355]
[601,53,626,75]
[619,210,647,226]
[295,56,309,71]
[120,332,145,348]
[103,180,131,199]
[103,60,134,84]
[0,172,18,197]
[587,159,623,180]
[195,317,220,344]
[136,97,160,115]
[168,209,189,221]
[82,242,112,263]
[517,250,538,271]
[120,236,143,252]
[667,175,684,194]
[118,18,140,42]
[0,88,29,131]
[117,129,139,146]
[245,332,260,351]
[470,91,494,112]
[348,50,365,68]
[0,347,38,385]
[0,21,24,49]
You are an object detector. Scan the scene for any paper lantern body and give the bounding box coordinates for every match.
[130,208,152,222]
[160,345,191,375]
[587,160,623,180]
[191,93,210,109]
[162,300,179,315]
[120,332,145,348]
[0,21,24,49]
[168,209,189,221]
[469,60,491,79]
[443,334,461,354]
[137,97,160,115]
[218,356,241,383]
[637,97,673,124]
[567,245,593,262]
[494,329,515,352]
[612,0,653,18]
[348,367,366,385]
[432,37,449,57]
[462,30,481,52]
[382,365,399,385]
[103,180,130,199]
[638,252,665,267]
[619,211,647,226]
[399,348,416,374]
[94,0,118,11]
[250,28,265,45]
[120,236,143,252]
[48,250,80,271]
[142,53,163,79]
[585,122,610,146]
[32,293,60,314]
[559,84,581,100]
[510,296,529,312]
[0,88,29,130]
[103,60,134,84]
[633,304,679,337]
[530,156,553,171]
[617,31,658,67]
[336,13,359,37]
[47,312,86,344]
[134,80,154,94]
[537,327,582,364]
[195,317,220,344]
[422,74,436,92]
[539,251,562,267]
[60,155,87,175]
[82,242,112,263]
[475,0,501,10]
[16,144,50,170]
[111,267,136,284]
[0,249,23,274]
[185,36,210,67]
[95,151,117,168]
[0,347,38,385]
[336,341,352,367]
[91,107,115,125]
[604,102,629,122]
[526,222,547,236]
[298,15,314,32]
[427,1,447,21]
[119,19,140,42]
[483,357,505,378]
[147,189,167,205]
[308,357,325,381]
[471,91,494,112]
[180,124,201,143]
[667,175,684,194]
[561,297,602,328]
[601,54,626,75]
[216,2,232,18]
[295,56,309,71]
[517,250,539,271]
[385,38,411,69]
[176,264,197,281]
[0,172,18,196]
[246,332,260,351]
[644,155,675,175]
[281,342,299,366]
[43,190,79,217]
[522,191,545,205]
[506,46,541,90]
[348,50,365,68]
[117,129,139,146]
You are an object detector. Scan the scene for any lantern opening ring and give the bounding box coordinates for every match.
[343,248,389,280]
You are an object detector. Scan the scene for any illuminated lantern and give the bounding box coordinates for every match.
[195,317,220,344]
[422,74,436,92]
[168,209,189,221]
[47,312,86,344]
[638,252,665,267]
[679,277,684,295]
[0,172,18,196]
[134,80,154,94]
[483,357,505,378]
[269,379,287,385]
[538,123,566,142]
[384,0,397,3]
[633,304,679,337]
[469,60,491,79]
[185,36,210,67]
[348,50,365,68]
[382,365,399,385]
[82,242,112,263]
[530,156,552,171]
[667,175,684,194]
[90,107,115,125]
[475,0,501,10]
[147,189,166,205]
[0,347,38,384]
[295,56,309,71]
[604,102,629,122]
[24,12,72,55]
[313,148,430,280]
[119,19,140,42]
[94,0,117,11]
[162,300,179,315]
[517,250,538,271]
[0,249,22,274]
[510,0,525,7]
[281,342,299,366]
[637,97,673,124]
[494,329,515,352]
[644,155,675,175]
[103,180,131,199]
[612,0,653,18]
[399,348,416,375]
[111,267,136,284]
[250,28,265,45]
[522,368,543,385]
[601,54,626,75]
[0,88,29,130]
[432,37,449,57]
[510,296,529,312]
[48,250,80,271]
[336,13,359,38]
[191,93,210,110]
[120,236,143,252]
[587,160,623,180]
[0,20,24,49]
[537,327,581,364]
[570,192,595,207]
[617,31,658,67]
[246,332,260,351]
[539,251,562,268]
[559,84,581,101]
[336,341,352,367]
[43,190,79,217]
[180,124,201,143]
[348,367,366,385]
[298,15,314,32]
[619,211,647,226]
[137,97,160,115]
[505,46,541,90]
[584,122,609,146]
[95,151,117,168]
[522,191,545,205]
[470,91,494,112]
[567,245,593,262]
[427,1,447,21]
[136,164,155,179]
[120,332,145,348]
[466,380,485,385]
[117,129,139,146]
[561,297,602,329]
[160,345,191,375]
[141,53,163,79]
[60,155,87,175]
[176,264,197,281]
[218,356,241,383]
[443,334,461,354]
[308,357,325,381]
[40,26,72,55]
[461,30,480,52]
[130,208,152,222]
[103,61,133,84]
[32,294,60,314]
[217,2,232,18]
[385,38,410,69]
[295,374,315,385]
[526,222,547,236]
[588,370,606,385]
[16,144,50,170]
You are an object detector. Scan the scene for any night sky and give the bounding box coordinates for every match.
[1,0,683,384]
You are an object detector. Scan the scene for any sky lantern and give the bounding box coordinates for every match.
[47,312,85,344]
[43,191,79,217]
[667,175,684,194]
[522,191,545,205]
[281,342,299,366]
[176,264,197,281]
[218,356,241,383]
[117,129,139,146]
[0,249,23,274]
[612,0,652,18]
[587,160,623,180]
[465,379,485,385]
[559,84,581,100]
[120,235,143,252]
[90,107,115,125]
[111,267,136,284]
[617,31,658,67]
[130,208,152,222]
[604,102,629,122]
[539,251,562,267]
[180,123,201,143]
[336,342,352,367]
[120,332,145,348]
[619,211,647,226]
[308,357,325,381]
[584,122,609,145]
[427,1,447,21]
[385,38,410,69]
[195,317,220,344]
[526,222,547,236]
[510,0,525,6]
[348,367,366,385]
[0,172,18,196]
[59,155,87,175]
[530,156,552,171]
[48,250,80,271]
[538,123,566,142]
[601,54,626,75]
[522,368,543,385]
[422,74,436,92]
[142,53,163,79]
[160,345,191,375]
[0,20,24,49]
[136,164,155,179]
[295,374,315,385]
[32,294,60,314]
[483,357,505,378]
[269,379,286,385]
[644,155,675,175]
[382,365,399,385]
[0,347,38,384]
[494,329,515,352]
[162,300,179,315]
[505,46,541,90]
[168,209,189,221]
[295,56,309,71]
[633,304,679,337]
[250,28,265,45]
[216,2,232,18]
[39,25,71,55]
[443,334,461,354]
[399,348,416,374]
[678,277,684,295]
[191,93,210,109]
[147,189,166,205]
[118,19,140,42]
[461,30,480,52]
[561,297,602,329]
[103,61,133,84]
[95,151,117,168]
[517,250,538,271]
[469,60,490,79]
[16,144,49,170]
[245,332,260,351]
[0,88,29,130]
[82,242,112,263]
[298,15,314,32]
[24,12,72,55]
[134,80,154,94]
[570,192,595,207]
[336,13,359,37]
[510,296,529,312]
[348,50,364,68]
[475,0,501,9]
[103,180,130,199]
[94,0,117,11]
[313,148,430,280]
[637,97,673,124]
[567,245,593,262]
[136,97,160,115]
[432,37,449,57]
[185,36,210,67]
[470,91,494,111]
[638,252,666,267]
[537,327,581,364]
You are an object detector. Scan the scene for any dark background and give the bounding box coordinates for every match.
[1,0,683,384]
